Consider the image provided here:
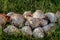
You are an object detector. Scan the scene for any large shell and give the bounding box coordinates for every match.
[33,27,44,38]
[21,26,32,36]
[10,13,24,27]
[33,10,45,19]
[23,11,32,19]
[45,12,57,22]
[27,17,40,28]
[3,25,20,36]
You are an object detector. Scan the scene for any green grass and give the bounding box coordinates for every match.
[0,0,60,40]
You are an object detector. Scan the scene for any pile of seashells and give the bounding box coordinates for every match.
[0,10,60,38]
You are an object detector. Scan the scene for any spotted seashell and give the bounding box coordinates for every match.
[9,13,24,27]
[33,27,44,38]
[27,17,40,28]
[33,10,45,19]
[23,11,32,19]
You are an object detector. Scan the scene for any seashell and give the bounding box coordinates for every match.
[40,19,48,26]
[3,25,20,36]
[27,17,40,28]
[7,13,25,27]
[33,10,45,19]
[7,12,14,16]
[33,27,44,38]
[0,14,7,26]
[21,26,32,36]
[23,11,32,19]
[45,12,57,22]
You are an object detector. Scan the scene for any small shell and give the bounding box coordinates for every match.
[21,26,32,36]
[40,19,48,26]
[10,13,24,27]
[27,17,40,28]
[33,10,45,19]
[3,25,20,36]
[45,12,57,22]
[33,27,44,38]
[23,11,32,19]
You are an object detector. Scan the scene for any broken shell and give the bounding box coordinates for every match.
[23,11,32,19]
[10,13,24,27]
[45,12,57,22]
[33,10,45,19]
[21,26,32,36]
[33,27,44,38]
[40,19,48,26]
[27,17,40,28]
[3,25,20,36]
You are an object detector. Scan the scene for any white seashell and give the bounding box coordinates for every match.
[10,13,24,27]
[33,10,45,19]
[7,12,14,16]
[23,11,32,19]
[33,27,44,38]
[27,17,40,28]
[40,19,48,26]
[3,25,20,36]
[21,26,32,36]
[45,12,57,22]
